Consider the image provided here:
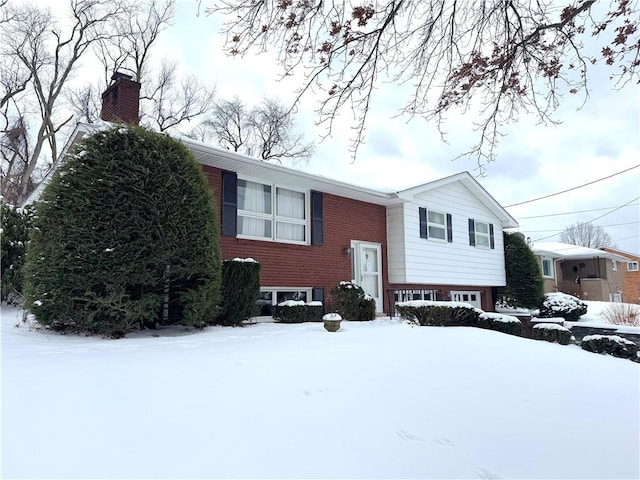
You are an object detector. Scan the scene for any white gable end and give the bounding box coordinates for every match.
[388,180,507,286]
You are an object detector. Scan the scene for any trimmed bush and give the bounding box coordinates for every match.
[533,323,573,345]
[358,296,376,321]
[216,258,261,326]
[475,312,523,336]
[1,202,34,302]
[330,281,375,321]
[23,125,221,337]
[581,335,639,360]
[272,301,323,323]
[396,301,480,327]
[538,292,587,322]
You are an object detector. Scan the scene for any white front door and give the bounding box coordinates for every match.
[352,241,383,313]
[450,290,482,309]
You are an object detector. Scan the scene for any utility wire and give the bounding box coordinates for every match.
[532,196,640,242]
[522,221,639,233]
[505,164,640,208]
[517,203,639,219]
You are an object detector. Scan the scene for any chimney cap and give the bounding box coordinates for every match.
[111,71,133,81]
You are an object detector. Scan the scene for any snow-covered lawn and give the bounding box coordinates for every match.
[2,305,639,479]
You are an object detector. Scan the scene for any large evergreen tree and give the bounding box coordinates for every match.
[499,232,544,309]
[24,125,221,337]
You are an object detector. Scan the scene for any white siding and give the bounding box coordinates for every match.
[386,205,406,281]
[387,182,506,286]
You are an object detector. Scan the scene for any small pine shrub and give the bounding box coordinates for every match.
[357,296,376,321]
[475,313,523,336]
[599,303,640,327]
[272,301,323,323]
[533,323,572,345]
[538,293,587,322]
[581,335,639,360]
[1,203,34,302]
[331,281,375,321]
[396,301,480,327]
[216,258,261,326]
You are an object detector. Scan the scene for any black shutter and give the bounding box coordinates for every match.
[419,207,428,238]
[468,218,476,246]
[489,223,495,249]
[311,191,323,245]
[221,171,237,236]
[312,287,324,304]
[446,213,453,243]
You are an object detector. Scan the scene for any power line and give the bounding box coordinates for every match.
[517,203,639,219]
[532,196,640,242]
[522,221,639,233]
[505,164,640,208]
[588,196,640,223]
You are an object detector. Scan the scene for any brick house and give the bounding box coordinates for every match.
[601,247,640,304]
[26,76,519,315]
[532,242,631,302]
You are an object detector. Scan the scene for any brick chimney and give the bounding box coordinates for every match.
[100,72,141,124]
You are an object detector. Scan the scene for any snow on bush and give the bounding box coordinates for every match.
[396,301,481,327]
[581,335,639,360]
[533,323,573,345]
[476,312,523,336]
[538,293,587,322]
[273,301,324,323]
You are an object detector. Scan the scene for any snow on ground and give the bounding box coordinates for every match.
[572,301,640,334]
[2,305,639,479]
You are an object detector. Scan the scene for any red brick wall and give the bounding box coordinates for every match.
[203,165,389,309]
[387,283,495,312]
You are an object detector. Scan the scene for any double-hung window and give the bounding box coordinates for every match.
[237,179,306,243]
[419,207,452,242]
[427,210,447,241]
[542,257,554,278]
[474,221,491,248]
[628,261,639,272]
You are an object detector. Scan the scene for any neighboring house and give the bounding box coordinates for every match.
[24,76,519,315]
[531,242,630,302]
[601,247,640,305]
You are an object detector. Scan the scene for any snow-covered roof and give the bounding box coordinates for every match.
[532,242,631,262]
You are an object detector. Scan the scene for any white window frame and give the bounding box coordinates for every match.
[256,287,313,317]
[612,260,618,271]
[427,209,447,242]
[542,257,554,279]
[628,262,639,272]
[474,221,491,248]
[237,177,308,245]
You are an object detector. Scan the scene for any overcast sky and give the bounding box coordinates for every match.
[81,1,640,255]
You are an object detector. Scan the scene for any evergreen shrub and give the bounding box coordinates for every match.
[216,258,261,326]
[396,302,480,327]
[272,301,323,323]
[532,323,573,345]
[498,232,544,309]
[475,312,523,336]
[330,281,375,321]
[23,125,221,337]
[538,293,587,321]
[581,335,639,360]
[1,202,34,302]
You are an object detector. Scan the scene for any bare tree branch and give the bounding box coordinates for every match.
[194,95,315,162]
[560,221,614,248]
[206,0,640,163]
